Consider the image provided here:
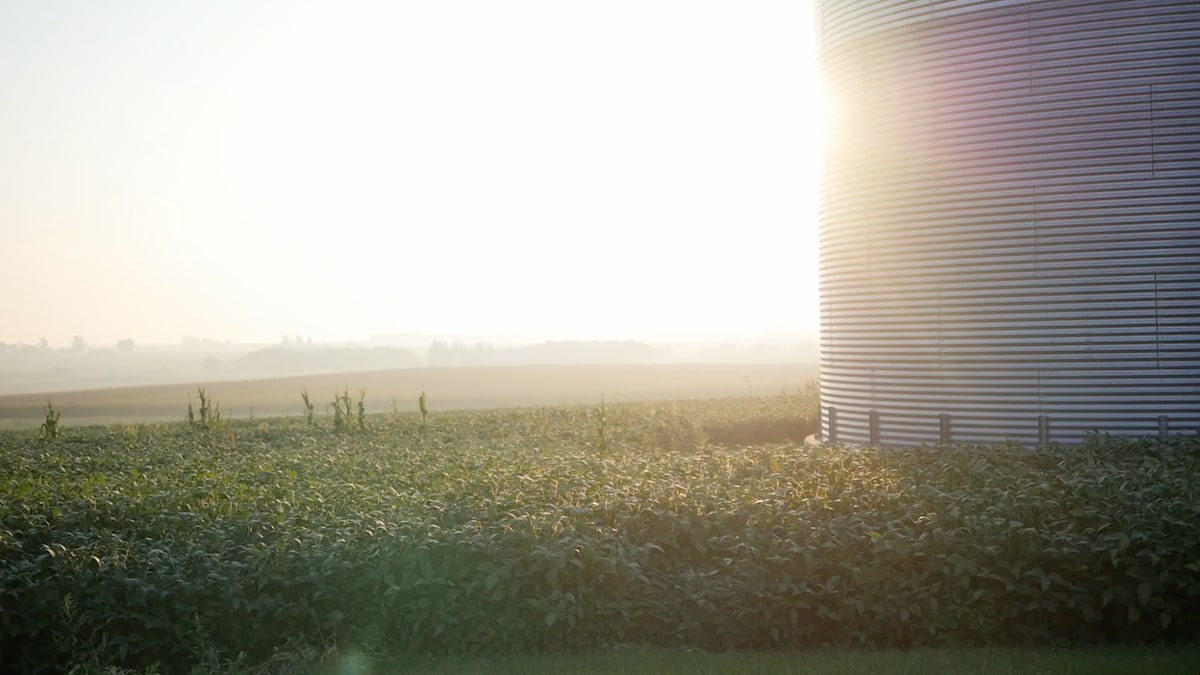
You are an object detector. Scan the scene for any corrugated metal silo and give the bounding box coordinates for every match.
[817,0,1200,445]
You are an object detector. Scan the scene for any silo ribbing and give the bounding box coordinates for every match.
[817,0,1200,445]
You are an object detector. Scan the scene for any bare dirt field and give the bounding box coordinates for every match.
[0,363,818,428]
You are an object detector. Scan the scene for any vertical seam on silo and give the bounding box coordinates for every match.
[1037,368,1043,416]
[870,366,876,412]
[1154,273,1161,368]
[1150,84,1157,179]
[937,282,943,370]
[1032,187,1040,280]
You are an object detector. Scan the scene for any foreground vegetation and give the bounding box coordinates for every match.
[400,645,1200,674]
[1,387,1198,673]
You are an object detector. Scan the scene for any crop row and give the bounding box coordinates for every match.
[2,393,1198,673]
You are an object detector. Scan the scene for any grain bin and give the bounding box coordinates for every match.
[817,0,1200,445]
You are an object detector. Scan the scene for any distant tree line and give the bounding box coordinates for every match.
[426,340,657,367]
[427,341,497,367]
[0,336,134,352]
[233,346,421,377]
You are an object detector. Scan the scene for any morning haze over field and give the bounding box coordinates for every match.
[0,0,823,408]
[0,1,823,342]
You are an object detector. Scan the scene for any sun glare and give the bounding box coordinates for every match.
[0,1,823,346]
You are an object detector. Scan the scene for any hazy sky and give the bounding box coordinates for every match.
[0,1,823,348]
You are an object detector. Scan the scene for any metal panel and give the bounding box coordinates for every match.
[818,0,1200,445]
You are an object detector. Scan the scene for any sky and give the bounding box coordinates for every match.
[0,1,824,349]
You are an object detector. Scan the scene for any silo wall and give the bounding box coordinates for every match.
[817,0,1200,445]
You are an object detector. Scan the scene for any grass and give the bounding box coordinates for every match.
[371,646,1200,674]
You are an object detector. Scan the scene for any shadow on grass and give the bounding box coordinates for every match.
[704,418,815,446]
[370,645,1200,675]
